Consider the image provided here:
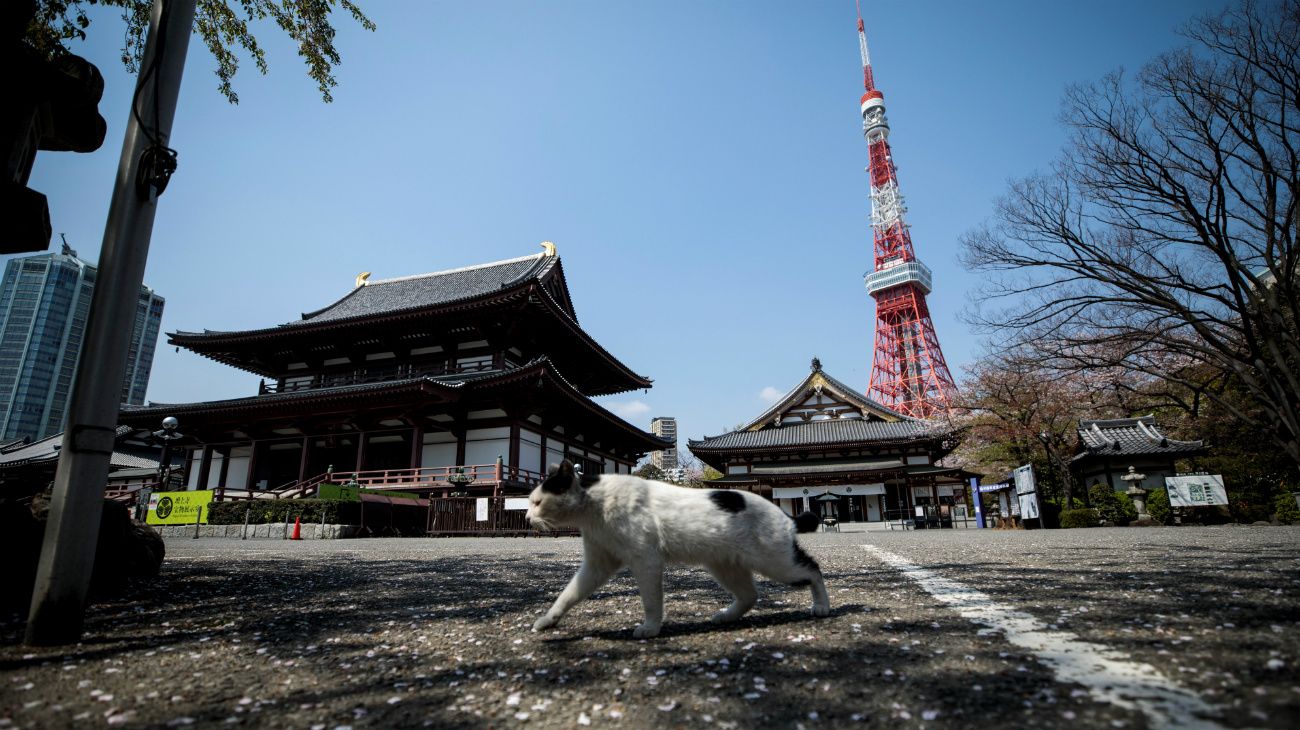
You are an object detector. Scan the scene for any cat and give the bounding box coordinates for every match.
[526,459,830,638]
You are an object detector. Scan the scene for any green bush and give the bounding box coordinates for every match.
[1274,493,1300,524]
[1146,489,1172,525]
[208,499,359,525]
[1089,484,1135,526]
[1059,508,1100,529]
[1115,492,1138,522]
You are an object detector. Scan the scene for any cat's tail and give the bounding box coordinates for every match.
[793,510,820,534]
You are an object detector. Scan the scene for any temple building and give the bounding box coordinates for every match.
[688,359,969,524]
[117,246,667,497]
[1071,416,1204,494]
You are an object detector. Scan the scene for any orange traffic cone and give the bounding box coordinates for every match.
[291,515,302,540]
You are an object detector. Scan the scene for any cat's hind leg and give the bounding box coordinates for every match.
[705,562,757,624]
[629,559,665,639]
[758,541,831,618]
[534,545,621,632]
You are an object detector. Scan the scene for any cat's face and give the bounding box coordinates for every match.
[526,459,584,530]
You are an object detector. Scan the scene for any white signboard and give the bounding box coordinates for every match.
[1018,492,1040,519]
[1165,474,1228,507]
[475,498,489,522]
[503,498,530,511]
[1013,464,1037,495]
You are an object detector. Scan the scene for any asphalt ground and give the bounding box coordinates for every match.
[1,526,1297,729]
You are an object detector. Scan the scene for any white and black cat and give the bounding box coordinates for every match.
[526,460,830,638]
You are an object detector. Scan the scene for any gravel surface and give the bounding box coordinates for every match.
[2,526,1297,729]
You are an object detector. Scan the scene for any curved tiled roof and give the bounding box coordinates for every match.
[1073,416,1203,460]
[166,251,651,394]
[0,427,158,472]
[120,358,670,453]
[293,253,555,326]
[689,418,945,451]
[173,253,559,340]
[741,363,909,431]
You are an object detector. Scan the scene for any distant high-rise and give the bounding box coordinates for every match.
[649,416,678,471]
[0,245,164,440]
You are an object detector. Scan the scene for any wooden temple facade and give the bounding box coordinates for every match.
[689,359,969,524]
[117,246,668,498]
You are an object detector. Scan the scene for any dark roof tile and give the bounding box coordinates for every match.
[1074,416,1203,460]
[689,419,945,451]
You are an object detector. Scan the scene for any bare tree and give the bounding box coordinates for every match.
[962,0,1300,467]
[954,353,1124,506]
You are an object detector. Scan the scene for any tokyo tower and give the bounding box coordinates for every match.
[856,5,956,418]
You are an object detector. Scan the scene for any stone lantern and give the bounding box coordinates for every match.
[1120,466,1150,521]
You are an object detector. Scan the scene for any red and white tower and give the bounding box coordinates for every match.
[856,7,956,418]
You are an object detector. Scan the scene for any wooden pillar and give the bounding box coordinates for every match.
[509,423,519,471]
[216,446,231,500]
[455,430,466,466]
[245,440,260,491]
[355,431,367,474]
[410,426,424,470]
[298,435,312,483]
[197,446,213,490]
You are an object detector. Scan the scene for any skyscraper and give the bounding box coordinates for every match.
[0,245,164,440]
[649,416,678,471]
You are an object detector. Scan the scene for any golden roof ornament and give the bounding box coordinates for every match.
[540,241,557,257]
[355,272,371,288]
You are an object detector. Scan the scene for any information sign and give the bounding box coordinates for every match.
[146,490,213,525]
[1165,474,1228,507]
[1013,465,1037,495]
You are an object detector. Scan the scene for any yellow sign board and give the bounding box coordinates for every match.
[146,490,214,525]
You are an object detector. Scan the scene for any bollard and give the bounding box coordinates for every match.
[193,505,202,539]
[320,510,326,539]
[242,506,250,540]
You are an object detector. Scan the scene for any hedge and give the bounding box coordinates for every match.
[208,499,360,525]
[1059,508,1100,529]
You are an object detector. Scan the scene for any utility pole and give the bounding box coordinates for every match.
[25,0,196,646]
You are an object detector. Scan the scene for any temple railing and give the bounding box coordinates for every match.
[258,358,510,395]
[106,464,544,508]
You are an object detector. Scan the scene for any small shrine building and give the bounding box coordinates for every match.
[1071,416,1204,494]
[117,246,667,497]
[688,359,969,524]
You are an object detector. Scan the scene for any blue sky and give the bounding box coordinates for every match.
[15,0,1231,451]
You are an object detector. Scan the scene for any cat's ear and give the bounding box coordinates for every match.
[541,460,575,494]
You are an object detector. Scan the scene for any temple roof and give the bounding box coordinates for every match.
[293,253,569,325]
[1072,416,1203,461]
[738,357,908,431]
[689,419,943,452]
[0,427,158,473]
[119,357,669,454]
[690,359,951,455]
[167,248,650,394]
[172,251,571,340]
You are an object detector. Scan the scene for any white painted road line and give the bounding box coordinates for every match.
[862,545,1224,730]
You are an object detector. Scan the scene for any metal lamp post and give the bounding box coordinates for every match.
[152,416,183,488]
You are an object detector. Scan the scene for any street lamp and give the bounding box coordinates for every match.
[152,416,183,489]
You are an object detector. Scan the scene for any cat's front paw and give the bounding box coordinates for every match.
[811,603,831,618]
[533,614,559,632]
[631,622,661,639]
